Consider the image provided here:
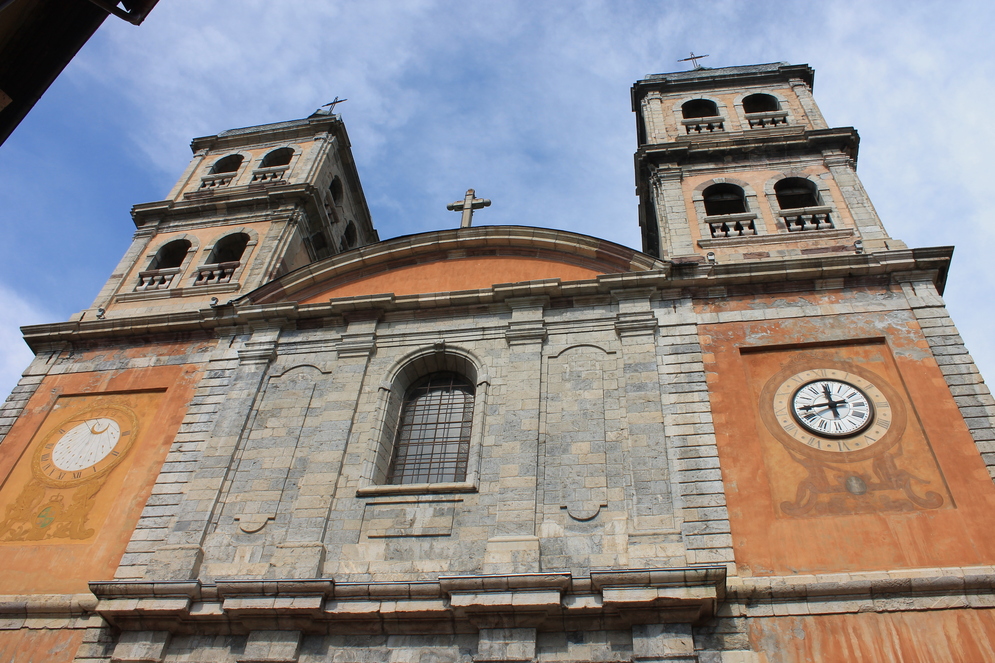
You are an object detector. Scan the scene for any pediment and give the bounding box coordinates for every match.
[243,226,665,305]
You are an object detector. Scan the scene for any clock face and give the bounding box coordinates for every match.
[760,363,906,462]
[791,379,873,438]
[51,418,121,471]
[33,404,139,486]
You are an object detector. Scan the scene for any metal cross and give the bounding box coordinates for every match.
[678,52,710,69]
[447,189,491,228]
[320,96,349,112]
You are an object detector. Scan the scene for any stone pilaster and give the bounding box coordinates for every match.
[141,323,280,581]
[650,167,695,258]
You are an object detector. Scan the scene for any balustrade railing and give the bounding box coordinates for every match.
[199,173,235,189]
[134,267,180,291]
[745,110,789,128]
[682,116,725,134]
[193,261,240,286]
[780,207,834,232]
[707,215,757,238]
[251,166,288,183]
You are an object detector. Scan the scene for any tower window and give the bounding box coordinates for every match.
[148,239,190,270]
[136,239,190,291]
[340,222,358,252]
[260,148,294,168]
[775,178,820,209]
[743,93,788,128]
[703,184,747,216]
[775,178,834,232]
[387,372,474,485]
[743,94,780,114]
[210,155,243,174]
[681,99,724,134]
[206,233,249,264]
[329,176,344,205]
[682,99,719,119]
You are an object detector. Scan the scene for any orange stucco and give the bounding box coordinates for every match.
[748,610,995,662]
[0,362,199,594]
[0,628,84,663]
[700,293,995,575]
[300,256,602,303]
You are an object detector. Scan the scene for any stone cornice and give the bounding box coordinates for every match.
[20,247,953,352]
[130,182,322,227]
[635,126,859,165]
[631,63,815,109]
[87,568,725,634]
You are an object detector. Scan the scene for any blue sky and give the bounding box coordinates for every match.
[0,1,993,397]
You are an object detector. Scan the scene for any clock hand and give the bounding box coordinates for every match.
[822,384,843,418]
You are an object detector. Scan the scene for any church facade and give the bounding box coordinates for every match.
[2,62,995,662]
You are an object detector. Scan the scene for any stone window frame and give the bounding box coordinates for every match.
[191,227,259,287]
[731,90,792,131]
[134,234,199,291]
[250,144,303,184]
[763,172,843,233]
[692,177,764,239]
[199,151,250,189]
[358,346,489,497]
[671,95,728,135]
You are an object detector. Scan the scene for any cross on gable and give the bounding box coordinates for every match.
[446,189,491,228]
[678,52,710,69]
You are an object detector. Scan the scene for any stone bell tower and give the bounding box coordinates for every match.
[632,62,904,263]
[84,107,378,320]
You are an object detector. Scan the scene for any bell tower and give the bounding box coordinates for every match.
[632,62,904,263]
[85,107,378,319]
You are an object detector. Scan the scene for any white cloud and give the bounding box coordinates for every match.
[0,286,52,405]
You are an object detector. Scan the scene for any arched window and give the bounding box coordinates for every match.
[148,239,190,270]
[206,233,249,264]
[343,221,357,248]
[703,183,747,216]
[387,372,474,485]
[775,178,820,209]
[210,154,243,174]
[329,176,344,204]
[260,147,294,168]
[682,99,719,119]
[743,94,780,114]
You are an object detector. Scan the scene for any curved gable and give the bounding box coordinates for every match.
[244,226,664,305]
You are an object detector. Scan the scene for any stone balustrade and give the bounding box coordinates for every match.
[780,206,834,231]
[682,116,725,134]
[706,213,757,238]
[134,267,180,291]
[192,261,239,286]
[745,110,789,128]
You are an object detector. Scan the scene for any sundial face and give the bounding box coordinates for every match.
[33,404,138,486]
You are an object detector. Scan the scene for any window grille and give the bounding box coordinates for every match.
[387,372,474,485]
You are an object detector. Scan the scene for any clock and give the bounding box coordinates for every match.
[32,404,139,486]
[791,377,873,437]
[759,361,907,463]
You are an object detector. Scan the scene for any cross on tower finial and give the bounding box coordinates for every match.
[678,52,710,69]
[446,189,491,228]
[319,96,349,113]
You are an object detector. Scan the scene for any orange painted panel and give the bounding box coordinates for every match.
[749,610,995,662]
[301,256,601,303]
[0,628,84,663]
[701,302,995,575]
[0,363,199,593]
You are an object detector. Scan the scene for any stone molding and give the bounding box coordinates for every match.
[21,246,953,351]
[87,568,726,635]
